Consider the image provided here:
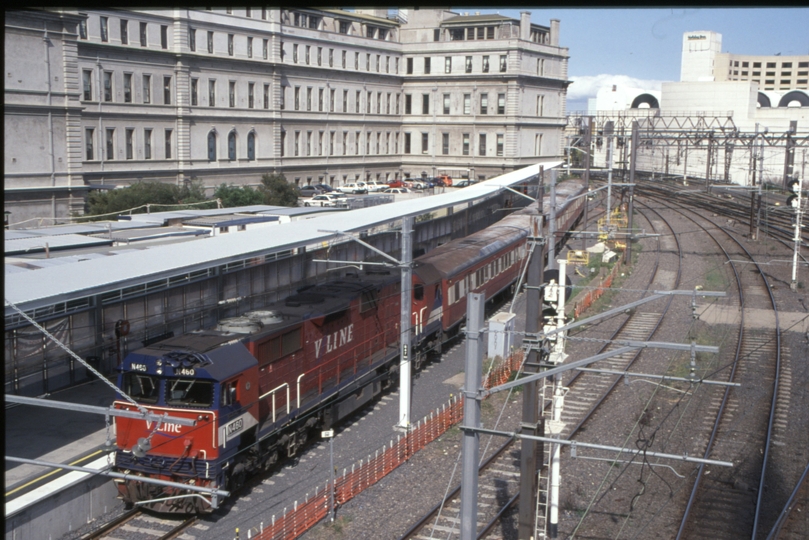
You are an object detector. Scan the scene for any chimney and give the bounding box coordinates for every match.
[520,11,531,41]
[550,19,560,46]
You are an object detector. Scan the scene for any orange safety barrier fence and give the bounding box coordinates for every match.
[573,259,623,319]
[251,349,528,540]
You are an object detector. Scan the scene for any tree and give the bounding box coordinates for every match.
[213,183,265,208]
[86,180,213,218]
[258,173,299,207]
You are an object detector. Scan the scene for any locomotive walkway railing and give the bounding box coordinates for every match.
[243,350,525,540]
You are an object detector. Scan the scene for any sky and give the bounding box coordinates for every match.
[468,8,809,111]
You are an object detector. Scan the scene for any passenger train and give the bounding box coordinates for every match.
[111,179,586,513]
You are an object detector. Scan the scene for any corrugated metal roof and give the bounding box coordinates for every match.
[119,205,288,224]
[5,163,560,313]
[4,234,113,256]
[182,215,279,227]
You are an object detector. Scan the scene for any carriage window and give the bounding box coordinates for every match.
[123,373,159,403]
[413,283,424,301]
[166,378,213,407]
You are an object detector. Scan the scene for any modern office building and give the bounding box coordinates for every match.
[4,8,570,227]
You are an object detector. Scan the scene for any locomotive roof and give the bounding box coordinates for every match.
[125,330,257,380]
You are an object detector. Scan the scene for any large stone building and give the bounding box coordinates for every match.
[4,8,569,227]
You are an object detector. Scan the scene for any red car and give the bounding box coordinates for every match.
[388,179,406,188]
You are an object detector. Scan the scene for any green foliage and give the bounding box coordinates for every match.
[258,173,299,207]
[213,183,265,208]
[86,180,212,218]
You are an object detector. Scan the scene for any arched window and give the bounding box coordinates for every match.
[228,131,237,160]
[247,132,256,161]
[207,131,216,161]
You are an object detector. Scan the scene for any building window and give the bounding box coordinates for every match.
[330,88,336,112]
[535,133,542,156]
[343,89,348,112]
[450,28,463,41]
[144,128,152,159]
[463,94,471,114]
[247,132,255,160]
[421,132,429,154]
[355,131,360,155]
[189,27,195,51]
[396,93,401,114]
[442,133,449,155]
[355,52,359,69]
[376,92,381,113]
[140,22,147,46]
[496,134,504,156]
[293,44,298,63]
[247,37,253,58]
[307,131,313,155]
[294,131,300,156]
[207,131,216,160]
[143,74,151,103]
[191,78,198,106]
[163,76,172,105]
[356,90,361,113]
[497,93,505,114]
[422,94,429,114]
[478,27,485,39]
[443,93,450,114]
[264,84,270,109]
[305,45,310,64]
[207,31,213,53]
[537,95,544,116]
[366,131,371,154]
[480,93,488,114]
[538,58,545,76]
[342,131,348,155]
[165,129,172,158]
[82,70,93,101]
[318,88,324,111]
[123,73,132,102]
[482,55,489,73]
[465,56,472,73]
[404,132,411,153]
[103,71,112,102]
[280,130,286,156]
[407,57,413,74]
[342,50,346,68]
[479,133,486,156]
[434,28,440,41]
[329,131,335,155]
[208,79,216,107]
[229,81,236,107]
[120,19,128,44]
[487,27,495,39]
[228,131,236,160]
[79,18,87,39]
[386,55,390,73]
[228,34,234,56]
[376,54,381,72]
[424,57,431,74]
[405,94,412,114]
[294,86,300,110]
[106,128,115,160]
[263,39,268,60]
[161,25,168,49]
[329,48,334,67]
[100,16,108,42]
[85,128,94,160]
[317,47,322,66]
[462,133,470,156]
[248,82,254,108]
[339,20,350,34]
[366,53,371,71]
[306,87,312,111]
[499,55,507,72]
[445,57,452,73]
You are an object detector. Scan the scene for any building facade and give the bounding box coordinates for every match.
[4,8,569,227]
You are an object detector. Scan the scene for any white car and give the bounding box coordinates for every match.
[407,180,428,190]
[383,188,410,194]
[338,182,368,194]
[364,181,387,192]
[302,194,340,207]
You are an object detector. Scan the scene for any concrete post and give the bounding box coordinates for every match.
[460,292,485,540]
[625,121,638,265]
[397,216,413,428]
[582,116,592,251]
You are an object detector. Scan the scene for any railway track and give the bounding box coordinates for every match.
[637,194,785,540]
[81,509,198,540]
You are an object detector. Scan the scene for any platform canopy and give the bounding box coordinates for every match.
[5,162,561,315]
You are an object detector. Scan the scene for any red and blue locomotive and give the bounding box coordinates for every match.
[111,179,585,513]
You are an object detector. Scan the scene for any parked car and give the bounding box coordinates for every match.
[387,179,406,189]
[302,194,339,207]
[364,181,387,192]
[383,188,410,194]
[453,179,475,188]
[436,175,453,186]
[407,180,428,190]
[338,182,368,194]
[297,185,323,197]
[312,183,335,192]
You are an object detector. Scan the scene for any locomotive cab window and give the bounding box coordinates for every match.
[413,283,424,301]
[221,380,238,406]
[123,373,159,404]
[166,378,213,407]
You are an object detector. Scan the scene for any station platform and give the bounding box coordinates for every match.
[5,377,119,498]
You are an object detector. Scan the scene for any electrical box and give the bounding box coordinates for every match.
[488,311,516,360]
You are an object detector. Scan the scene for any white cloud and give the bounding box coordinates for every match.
[567,74,668,100]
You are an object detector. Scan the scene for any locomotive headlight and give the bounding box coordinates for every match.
[156,359,163,366]
[156,368,163,375]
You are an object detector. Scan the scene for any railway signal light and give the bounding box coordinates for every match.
[786,177,802,208]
